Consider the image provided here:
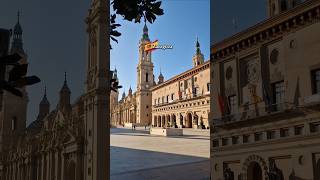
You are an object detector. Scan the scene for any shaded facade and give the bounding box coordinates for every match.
[0,0,109,179]
[210,0,320,179]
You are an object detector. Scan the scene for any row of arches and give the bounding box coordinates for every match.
[222,155,320,180]
[152,112,207,129]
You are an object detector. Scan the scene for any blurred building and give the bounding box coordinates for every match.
[210,0,320,179]
[0,0,109,179]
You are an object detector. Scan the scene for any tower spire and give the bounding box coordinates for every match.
[11,10,24,54]
[17,11,20,23]
[192,37,204,67]
[40,86,50,105]
[196,36,201,54]
[37,86,50,121]
[44,86,47,97]
[142,22,150,41]
[64,72,67,83]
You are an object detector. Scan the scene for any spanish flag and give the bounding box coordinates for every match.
[145,40,159,52]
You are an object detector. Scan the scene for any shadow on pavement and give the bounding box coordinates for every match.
[111,146,209,176]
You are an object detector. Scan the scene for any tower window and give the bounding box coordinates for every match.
[311,69,320,94]
[207,83,211,92]
[281,0,287,11]
[272,81,285,111]
[146,73,149,82]
[11,117,17,131]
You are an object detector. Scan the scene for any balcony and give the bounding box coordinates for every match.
[213,102,305,128]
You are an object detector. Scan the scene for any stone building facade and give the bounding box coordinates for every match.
[0,0,109,179]
[110,24,154,127]
[210,0,320,179]
[110,30,211,129]
[151,40,211,129]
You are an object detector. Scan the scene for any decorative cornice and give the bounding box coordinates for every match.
[211,0,320,61]
[151,60,210,91]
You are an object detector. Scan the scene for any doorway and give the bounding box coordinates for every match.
[247,162,262,180]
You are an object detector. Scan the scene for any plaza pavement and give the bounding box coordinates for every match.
[110,127,210,180]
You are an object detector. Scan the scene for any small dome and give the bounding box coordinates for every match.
[40,87,50,105]
[40,95,50,105]
[158,72,164,79]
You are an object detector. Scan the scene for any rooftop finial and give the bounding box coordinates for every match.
[64,72,67,84]
[17,11,20,23]
[44,86,47,97]
[196,36,200,48]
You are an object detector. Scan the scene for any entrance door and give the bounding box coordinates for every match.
[186,113,192,128]
[247,162,262,180]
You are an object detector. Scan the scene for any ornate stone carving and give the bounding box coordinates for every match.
[224,165,234,180]
[246,61,260,84]
[267,159,284,180]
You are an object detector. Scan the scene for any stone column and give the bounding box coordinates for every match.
[47,151,51,180]
[76,150,83,180]
[51,150,55,180]
[41,153,46,180]
[54,149,61,180]
[4,164,8,180]
[26,158,30,180]
[16,160,20,180]
[9,163,12,180]
[37,158,41,180]
[60,153,64,180]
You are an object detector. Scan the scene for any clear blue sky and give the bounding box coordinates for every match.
[111,0,210,96]
[211,0,267,44]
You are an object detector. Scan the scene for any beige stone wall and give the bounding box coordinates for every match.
[210,2,320,179]
[152,62,211,129]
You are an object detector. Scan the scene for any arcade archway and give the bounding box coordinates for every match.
[186,113,192,128]
[247,162,262,180]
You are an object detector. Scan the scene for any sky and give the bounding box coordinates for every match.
[1,0,90,124]
[211,0,267,44]
[0,0,210,125]
[111,0,210,97]
[0,0,268,125]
